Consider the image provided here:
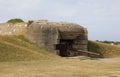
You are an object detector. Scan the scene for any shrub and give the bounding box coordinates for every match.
[7,18,24,23]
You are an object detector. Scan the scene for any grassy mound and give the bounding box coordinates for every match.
[88,41,120,58]
[7,18,24,23]
[0,35,59,62]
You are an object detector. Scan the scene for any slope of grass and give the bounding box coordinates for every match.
[0,35,59,62]
[88,41,120,58]
[0,36,120,77]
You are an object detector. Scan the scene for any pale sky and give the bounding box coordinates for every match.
[0,0,120,41]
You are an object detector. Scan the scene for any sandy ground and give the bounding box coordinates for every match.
[97,58,120,62]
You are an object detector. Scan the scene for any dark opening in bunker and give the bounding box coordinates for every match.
[56,39,74,57]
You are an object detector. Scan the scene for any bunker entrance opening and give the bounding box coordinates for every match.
[56,39,74,57]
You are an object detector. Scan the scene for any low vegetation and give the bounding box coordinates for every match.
[88,41,120,58]
[7,18,24,23]
[96,40,120,45]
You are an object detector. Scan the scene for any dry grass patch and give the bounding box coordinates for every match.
[0,59,120,77]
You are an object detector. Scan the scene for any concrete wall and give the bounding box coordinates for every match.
[26,22,59,52]
[26,21,88,55]
[0,23,27,35]
[67,27,87,51]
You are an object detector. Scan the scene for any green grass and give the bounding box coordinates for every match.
[88,41,120,58]
[0,35,60,62]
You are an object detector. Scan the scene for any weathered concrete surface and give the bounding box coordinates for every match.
[26,21,59,52]
[0,23,27,35]
[26,20,88,56]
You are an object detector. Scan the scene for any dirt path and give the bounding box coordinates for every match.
[97,58,120,62]
[65,56,120,62]
[65,56,90,60]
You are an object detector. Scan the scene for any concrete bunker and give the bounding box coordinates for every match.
[26,20,88,57]
[54,22,88,57]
